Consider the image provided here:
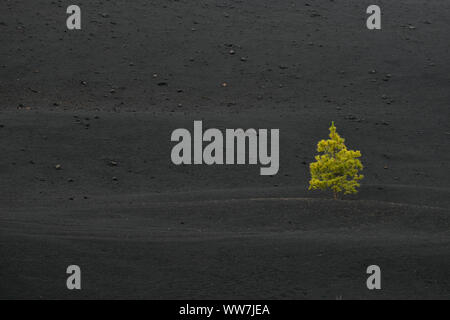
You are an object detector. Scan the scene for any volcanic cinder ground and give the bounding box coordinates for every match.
[0,0,449,299]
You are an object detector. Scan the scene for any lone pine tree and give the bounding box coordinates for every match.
[309,122,364,199]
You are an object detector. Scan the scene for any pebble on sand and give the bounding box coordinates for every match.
[108,160,118,167]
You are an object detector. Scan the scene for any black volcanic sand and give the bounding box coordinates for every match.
[0,0,449,299]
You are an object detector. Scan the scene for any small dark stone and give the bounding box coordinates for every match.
[108,160,118,167]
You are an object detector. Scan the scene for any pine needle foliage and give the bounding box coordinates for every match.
[309,122,364,199]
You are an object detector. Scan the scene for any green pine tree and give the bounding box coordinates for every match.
[309,122,364,199]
